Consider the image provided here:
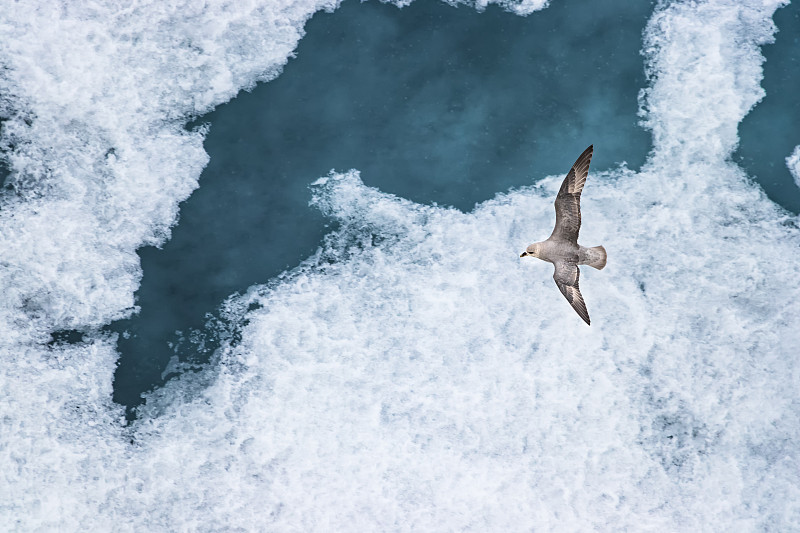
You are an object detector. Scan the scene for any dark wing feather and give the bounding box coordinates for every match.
[553,261,590,325]
[550,145,592,243]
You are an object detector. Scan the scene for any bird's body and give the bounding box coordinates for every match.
[526,240,605,269]
[520,145,606,325]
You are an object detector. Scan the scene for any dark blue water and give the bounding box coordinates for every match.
[110,0,656,417]
[737,1,800,214]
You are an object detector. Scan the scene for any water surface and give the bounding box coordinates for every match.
[112,0,654,415]
[737,1,800,213]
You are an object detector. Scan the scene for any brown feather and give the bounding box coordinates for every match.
[553,261,591,325]
[550,145,592,243]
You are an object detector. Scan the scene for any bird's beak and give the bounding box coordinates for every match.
[520,252,528,258]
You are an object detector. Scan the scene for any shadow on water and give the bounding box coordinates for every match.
[736,1,800,214]
[108,0,654,419]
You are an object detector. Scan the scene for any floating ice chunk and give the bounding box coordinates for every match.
[639,0,783,164]
[310,169,439,236]
[788,145,800,189]
[441,0,550,16]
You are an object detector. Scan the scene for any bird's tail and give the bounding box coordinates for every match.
[586,245,607,270]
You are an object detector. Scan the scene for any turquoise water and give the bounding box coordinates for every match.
[108,0,800,416]
[736,0,800,213]
[111,0,655,414]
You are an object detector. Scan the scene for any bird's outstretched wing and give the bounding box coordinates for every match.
[553,261,590,325]
[550,145,593,243]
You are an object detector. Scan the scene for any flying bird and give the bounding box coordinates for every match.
[520,145,606,325]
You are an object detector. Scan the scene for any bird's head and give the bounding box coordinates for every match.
[520,243,541,259]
